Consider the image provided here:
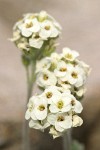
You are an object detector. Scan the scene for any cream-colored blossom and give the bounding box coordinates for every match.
[42,86,62,104]
[25,95,48,121]
[72,115,83,127]
[48,113,72,132]
[62,47,79,61]
[49,126,62,139]
[37,69,57,88]
[39,20,60,39]
[36,58,51,73]
[18,18,40,37]
[29,119,50,131]
[54,61,73,78]
[49,93,74,113]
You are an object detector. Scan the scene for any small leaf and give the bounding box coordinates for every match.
[21,54,31,67]
[71,140,85,150]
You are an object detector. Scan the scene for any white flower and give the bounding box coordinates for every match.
[25,96,37,120]
[18,18,40,37]
[29,119,50,131]
[50,52,61,68]
[58,79,71,91]
[39,20,59,39]
[75,86,86,97]
[76,60,91,77]
[63,94,83,113]
[54,61,73,78]
[32,96,48,120]
[10,30,21,42]
[51,52,61,61]
[11,11,62,53]
[17,42,29,51]
[23,13,36,20]
[29,37,43,49]
[38,11,48,22]
[66,66,84,87]
[47,113,72,132]
[72,115,83,127]
[25,95,48,121]
[37,69,57,88]
[49,93,74,113]
[49,126,62,139]
[13,19,23,30]
[42,86,62,104]
[62,47,79,61]
[36,57,51,73]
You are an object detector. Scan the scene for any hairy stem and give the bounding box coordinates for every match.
[63,130,72,150]
[22,61,36,150]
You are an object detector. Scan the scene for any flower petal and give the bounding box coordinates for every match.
[25,109,30,120]
[29,38,43,49]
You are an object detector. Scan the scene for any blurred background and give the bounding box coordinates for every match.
[0,0,100,149]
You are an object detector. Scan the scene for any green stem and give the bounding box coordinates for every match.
[23,61,36,150]
[27,61,36,101]
[63,130,72,150]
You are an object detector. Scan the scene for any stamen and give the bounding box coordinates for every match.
[60,68,67,72]
[71,72,78,78]
[57,100,64,109]
[26,22,33,28]
[71,100,76,106]
[65,53,72,59]
[38,105,45,111]
[46,92,53,98]
[57,116,65,121]
[45,25,50,30]
[43,74,48,80]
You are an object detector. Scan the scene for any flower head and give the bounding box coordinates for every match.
[62,47,79,61]
[29,119,50,131]
[36,57,51,73]
[42,86,62,104]
[25,95,48,121]
[11,11,61,51]
[48,113,72,132]
[36,69,57,88]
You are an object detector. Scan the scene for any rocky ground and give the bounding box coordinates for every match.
[0,0,100,149]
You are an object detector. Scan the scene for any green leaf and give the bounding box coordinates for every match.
[71,140,85,150]
[21,54,31,67]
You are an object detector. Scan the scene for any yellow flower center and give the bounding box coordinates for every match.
[71,72,78,78]
[60,68,67,72]
[62,81,69,85]
[26,22,33,28]
[38,105,45,111]
[65,53,72,59]
[71,100,76,106]
[34,34,40,39]
[46,92,53,98]
[57,100,64,109]
[57,116,65,122]
[43,74,48,80]
[45,25,50,30]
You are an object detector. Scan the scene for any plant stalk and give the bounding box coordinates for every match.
[63,129,72,150]
[22,61,36,150]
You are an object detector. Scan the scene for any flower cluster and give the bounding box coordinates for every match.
[11,11,61,51]
[25,47,90,138]
[25,86,83,138]
[36,47,90,98]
